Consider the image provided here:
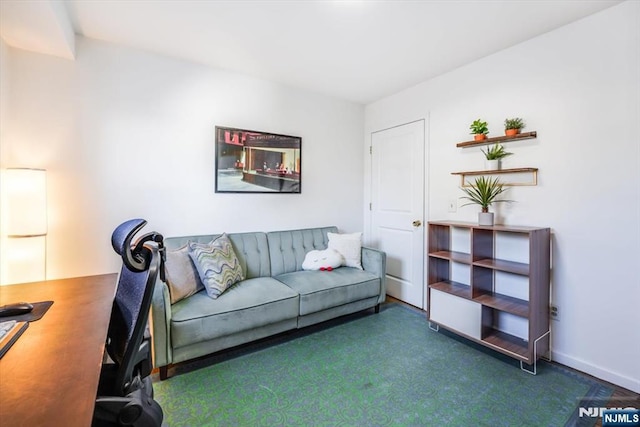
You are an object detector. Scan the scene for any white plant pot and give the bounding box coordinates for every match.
[486,159,500,170]
[478,212,494,226]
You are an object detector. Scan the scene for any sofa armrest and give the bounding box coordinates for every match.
[150,278,173,368]
[361,246,386,304]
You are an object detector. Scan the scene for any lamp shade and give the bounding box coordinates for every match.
[3,168,47,237]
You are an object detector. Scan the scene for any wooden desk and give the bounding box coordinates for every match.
[0,274,117,427]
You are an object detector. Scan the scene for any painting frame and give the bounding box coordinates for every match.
[214,126,302,194]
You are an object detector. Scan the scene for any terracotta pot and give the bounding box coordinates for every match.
[474,134,487,141]
[505,129,519,136]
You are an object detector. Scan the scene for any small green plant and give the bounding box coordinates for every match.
[460,176,512,212]
[469,119,489,135]
[504,117,525,130]
[481,144,512,160]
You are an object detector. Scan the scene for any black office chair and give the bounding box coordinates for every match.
[93,219,165,427]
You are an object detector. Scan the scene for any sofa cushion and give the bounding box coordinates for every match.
[267,226,337,276]
[170,277,299,348]
[227,232,272,279]
[274,268,380,316]
[188,234,244,299]
[164,232,271,280]
[164,244,204,304]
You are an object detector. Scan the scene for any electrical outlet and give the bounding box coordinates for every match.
[448,200,457,213]
[550,305,559,321]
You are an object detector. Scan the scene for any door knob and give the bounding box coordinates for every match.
[412,220,422,227]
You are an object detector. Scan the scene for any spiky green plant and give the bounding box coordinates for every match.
[460,176,512,212]
[469,119,489,135]
[481,144,512,160]
[504,117,525,130]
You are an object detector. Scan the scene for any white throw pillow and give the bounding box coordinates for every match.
[327,232,363,270]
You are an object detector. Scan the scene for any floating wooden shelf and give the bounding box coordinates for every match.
[451,167,538,186]
[451,167,538,176]
[457,131,537,148]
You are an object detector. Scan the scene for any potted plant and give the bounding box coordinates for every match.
[481,143,512,170]
[504,117,525,136]
[469,119,489,141]
[460,176,511,226]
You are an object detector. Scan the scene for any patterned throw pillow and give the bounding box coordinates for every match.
[188,234,244,299]
[328,232,363,270]
[164,244,204,304]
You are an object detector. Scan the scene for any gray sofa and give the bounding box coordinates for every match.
[151,226,386,379]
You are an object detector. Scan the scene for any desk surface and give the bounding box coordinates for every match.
[0,274,117,427]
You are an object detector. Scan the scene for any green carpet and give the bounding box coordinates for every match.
[154,304,611,426]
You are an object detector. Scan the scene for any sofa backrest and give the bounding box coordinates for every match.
[267,226,338,276]
[163,232,271,279]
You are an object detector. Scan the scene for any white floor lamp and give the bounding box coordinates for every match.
[1,168,48,285]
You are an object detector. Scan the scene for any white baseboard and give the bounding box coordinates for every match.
[552,350,640,394]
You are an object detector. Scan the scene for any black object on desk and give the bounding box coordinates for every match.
[0,302,34,317]
[0,301,53,322]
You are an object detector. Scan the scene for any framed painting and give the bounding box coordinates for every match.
[215,126,301,193]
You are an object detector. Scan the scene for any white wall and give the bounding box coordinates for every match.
[1,36,364,280]
[0,39,9,148]
[365,1,639,392]
[0,39,12,283]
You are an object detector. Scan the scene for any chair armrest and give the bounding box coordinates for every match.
[361,246,386,304]
[150,278,172,368]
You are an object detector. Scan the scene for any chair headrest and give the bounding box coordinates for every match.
[111,218,150,272]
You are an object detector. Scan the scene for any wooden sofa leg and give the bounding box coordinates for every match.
[159,365,169,381]
[375,304,380,314]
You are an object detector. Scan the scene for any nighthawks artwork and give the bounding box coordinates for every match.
[215,126,301,194]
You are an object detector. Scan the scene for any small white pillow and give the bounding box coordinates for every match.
[302,248,344,271]
[327,232,363,270]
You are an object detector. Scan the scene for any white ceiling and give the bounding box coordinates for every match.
[0,0,623,104]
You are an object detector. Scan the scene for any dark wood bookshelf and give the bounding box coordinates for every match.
[426,221,550,368]
[456,131,537,148]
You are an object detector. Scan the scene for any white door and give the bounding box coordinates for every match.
[370,120,425,308]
